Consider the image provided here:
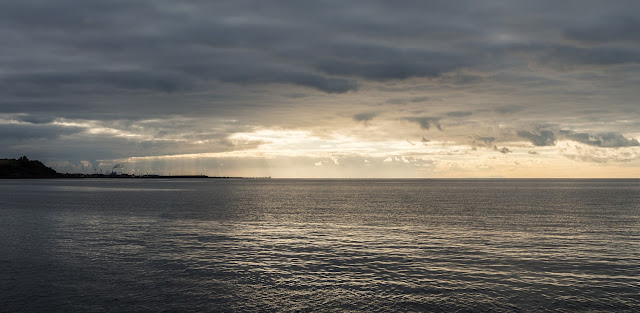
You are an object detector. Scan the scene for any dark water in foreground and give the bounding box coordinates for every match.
[1,179,639,312]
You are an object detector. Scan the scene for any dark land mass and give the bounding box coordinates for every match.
[0,156,269,179]
[0,156,62,178]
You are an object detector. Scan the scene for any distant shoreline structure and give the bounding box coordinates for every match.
[0,156,270,179]
[59,173,271,179]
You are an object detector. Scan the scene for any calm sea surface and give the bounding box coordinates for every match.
[1,179,638,312]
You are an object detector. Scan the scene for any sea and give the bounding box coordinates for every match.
[0,179,638,312]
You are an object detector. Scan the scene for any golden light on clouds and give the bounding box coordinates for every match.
[98,127,640,178]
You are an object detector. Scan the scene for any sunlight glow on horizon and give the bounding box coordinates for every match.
[78,128,640,178]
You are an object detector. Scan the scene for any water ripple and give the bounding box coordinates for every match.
[1,179,639,312]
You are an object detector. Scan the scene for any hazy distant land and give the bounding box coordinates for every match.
[0,156,268,179]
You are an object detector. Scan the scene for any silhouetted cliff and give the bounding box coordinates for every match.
[0,156,62,178]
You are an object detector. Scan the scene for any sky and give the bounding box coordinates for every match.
[1,0,640,178]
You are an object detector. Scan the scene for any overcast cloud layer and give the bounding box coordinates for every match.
[1,0,639,177]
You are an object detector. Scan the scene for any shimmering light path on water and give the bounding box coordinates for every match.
[1,179,639,312]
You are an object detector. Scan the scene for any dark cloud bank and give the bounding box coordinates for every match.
[518,129,639,148]
[559,130,640,148]
[2,1,640,110]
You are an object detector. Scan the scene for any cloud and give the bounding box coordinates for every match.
[559,130,640,147]
[406,117,442,131]
[411,97,429,103]
[495,106,524,114]
[560,142,640,163]
[493,145,512,154]
[386,98,409,105]
[3,70,195,95]
[0,1,639,176]
[314,44,473,81]
[564,17,640,44]
[474,136,496,147]
[533,45,640,68]
[0,122,83,140]
[353,112,377,124]
[13,114,55,124]
[517,130,557,146]
[446,111,472,117]
[217,68,358,93]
